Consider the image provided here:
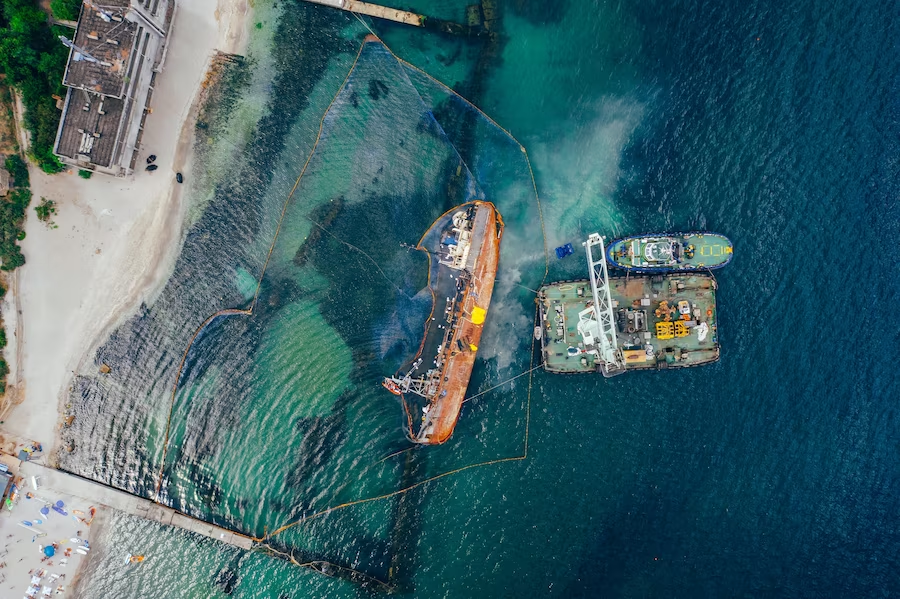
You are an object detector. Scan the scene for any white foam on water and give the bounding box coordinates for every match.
[531,95,645,249]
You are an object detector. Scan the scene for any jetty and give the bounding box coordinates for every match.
[304,0,424,26]
[18,462,254,550]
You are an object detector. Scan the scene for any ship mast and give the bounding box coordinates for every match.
[578,233,625,377]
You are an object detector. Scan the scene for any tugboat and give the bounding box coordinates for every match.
[382,379,403,396]
[606,232,732,272]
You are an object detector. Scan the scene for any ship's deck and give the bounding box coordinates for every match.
[538,274,720,374]
[396,202,501,444]
[607,233,733,271]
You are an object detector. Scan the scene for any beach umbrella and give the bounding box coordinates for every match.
[39,506,49,516]
[43,545,55,557]
[55,500,64,508]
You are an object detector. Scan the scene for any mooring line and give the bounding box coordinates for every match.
[255,302,541,544]
[354,11,550,288]
[307,218,409,298]
[246,35,550,547]
[462,362,544,404]
[377,445,417,464]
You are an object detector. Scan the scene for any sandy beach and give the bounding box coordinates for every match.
[0,2,252,592]
[0,0,251,460]
[0,461,101,598]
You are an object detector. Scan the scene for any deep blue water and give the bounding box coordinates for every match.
[71,0,900,597]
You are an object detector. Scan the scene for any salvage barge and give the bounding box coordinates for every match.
[384,201,503,444]
[538,234,720,375]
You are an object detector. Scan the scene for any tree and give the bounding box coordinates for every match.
[0,0,68,173]
[8,6,44,36]
[50,0,81,21]
[4,155,29,187]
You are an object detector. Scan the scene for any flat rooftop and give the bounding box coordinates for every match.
[55,91,125,168]
[63,0,136,98]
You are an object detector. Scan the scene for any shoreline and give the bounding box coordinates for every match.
[66,505,107,596]
[0,0,252,595]
[0,0,252,459]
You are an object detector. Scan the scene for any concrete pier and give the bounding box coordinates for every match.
[19,462,254,550]
[304,0,424,27]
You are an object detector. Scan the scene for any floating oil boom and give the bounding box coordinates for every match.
[384,201,503,444]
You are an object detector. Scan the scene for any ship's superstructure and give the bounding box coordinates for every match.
[606,232,733,272]
[384,201,503,444]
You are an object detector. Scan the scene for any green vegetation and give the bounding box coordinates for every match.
[0,0,69,173]
[77,168,92,179]
[34,195,54,224]
[49,0,80,21]
[0,187,29,269]
[4,154,27,187]
[0,152,30,396]
[0,355,8,391]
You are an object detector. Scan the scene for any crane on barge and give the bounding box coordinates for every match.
[576,233,626,377]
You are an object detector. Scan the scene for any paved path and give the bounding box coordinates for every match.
[19,462,254,550]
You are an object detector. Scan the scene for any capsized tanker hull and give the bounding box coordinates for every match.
[384,201,503,445]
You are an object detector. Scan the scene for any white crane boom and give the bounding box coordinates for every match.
[578,233,625,377]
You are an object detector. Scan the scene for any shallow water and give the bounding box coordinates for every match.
[72,0,900,596]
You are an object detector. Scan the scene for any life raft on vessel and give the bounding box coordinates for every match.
[382,378,403,396]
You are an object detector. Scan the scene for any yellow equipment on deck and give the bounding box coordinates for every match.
[656,321,674,339]
[656,321,689,340]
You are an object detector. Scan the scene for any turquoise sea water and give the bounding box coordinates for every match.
[69,1,899,597]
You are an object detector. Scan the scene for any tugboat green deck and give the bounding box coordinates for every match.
[606,232,733,272]
[538,274,720,373]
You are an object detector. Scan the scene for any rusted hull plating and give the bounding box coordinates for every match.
[407,202,502,444]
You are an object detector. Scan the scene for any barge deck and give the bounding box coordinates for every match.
[538,274,720,374]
